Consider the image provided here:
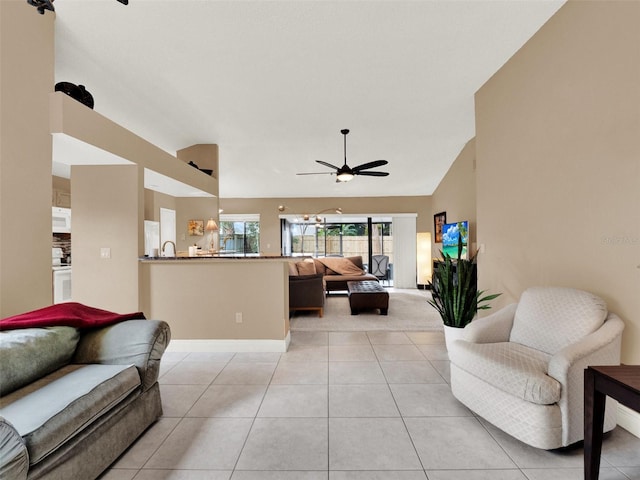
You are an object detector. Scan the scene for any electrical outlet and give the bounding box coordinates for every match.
[100,247,111,259]
[235,312,243,324]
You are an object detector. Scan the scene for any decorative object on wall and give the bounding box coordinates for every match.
[55,82,94,109]
[297,129,389,182]
[188,220,204,236]
[433,211,446,243]
[28,0,127,15]
[205,218,219,251]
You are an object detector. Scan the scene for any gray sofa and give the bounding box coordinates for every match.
[0,319,171,480]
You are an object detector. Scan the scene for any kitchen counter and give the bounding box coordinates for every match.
[139,254,289,261]
[139,257,290,352]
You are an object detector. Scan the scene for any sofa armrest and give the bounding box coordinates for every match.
[73,319,171,391]
[289,274,325,308]
[463,303,517,344]
[0,416,28,480]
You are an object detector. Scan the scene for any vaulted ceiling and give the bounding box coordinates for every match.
[53,0,565,198]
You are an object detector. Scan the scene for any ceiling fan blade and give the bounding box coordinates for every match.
[296,172,334,176]
[315,160,340,170]
[356,171,389,177]
[352,160,388,172]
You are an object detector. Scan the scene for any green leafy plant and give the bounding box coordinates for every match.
[427,236,501,328]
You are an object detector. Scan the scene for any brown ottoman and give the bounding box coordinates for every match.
[347,280,389,315]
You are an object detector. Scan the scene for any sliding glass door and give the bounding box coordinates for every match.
[282,217,393,284]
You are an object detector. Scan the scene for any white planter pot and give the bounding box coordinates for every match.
[443,324,467,353]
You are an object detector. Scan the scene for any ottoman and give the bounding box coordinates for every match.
[347,280,389,315]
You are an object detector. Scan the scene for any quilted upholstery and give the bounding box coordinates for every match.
[448,287,624,449]
[510,287,607,355]
[451,364,564,449]
[450,341,560,405]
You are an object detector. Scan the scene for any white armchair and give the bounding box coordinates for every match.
[448,287,624,449]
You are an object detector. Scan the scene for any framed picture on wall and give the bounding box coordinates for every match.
[434,211,446,243]
[188,219,204,236]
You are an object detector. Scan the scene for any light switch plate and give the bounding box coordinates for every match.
[100,247,111,259]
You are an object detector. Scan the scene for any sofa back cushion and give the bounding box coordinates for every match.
[0,327,79,396]
[313,259,328,275]
[510,287,607,355]
[288,262,299,276]
[346,256,365,270]
[314,256,365,276]
[296,260,317,275]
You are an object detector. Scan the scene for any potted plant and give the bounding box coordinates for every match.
[428,232,500,350]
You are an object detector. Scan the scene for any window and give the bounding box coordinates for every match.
[282,216,393,284]
[219,214,260,256]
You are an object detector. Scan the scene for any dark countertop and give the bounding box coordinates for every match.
[139,255,290,261]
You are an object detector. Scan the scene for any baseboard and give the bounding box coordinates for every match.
[167,331,291,352]
[617,404,640,439]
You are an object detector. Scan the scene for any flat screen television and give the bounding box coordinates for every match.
[441,220,469,259]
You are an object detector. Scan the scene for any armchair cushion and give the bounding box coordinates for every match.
[510,287,607,355]
[450,341,560,405]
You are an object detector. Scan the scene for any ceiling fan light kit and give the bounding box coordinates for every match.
[297,129,389,182]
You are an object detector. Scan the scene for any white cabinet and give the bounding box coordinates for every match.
[53,266,72,303]
[52,207,71,233]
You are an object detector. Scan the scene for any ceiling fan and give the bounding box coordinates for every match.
[297,129,389,183]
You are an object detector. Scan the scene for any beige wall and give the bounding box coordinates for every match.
[72,165,144,312]
[430,138,477,258]
[220,196,431,256]
[175,197,219,252]
[140,259,289,342]
[144,189,176,222]
[0,1,54,316]
[475,0,640,363]
[53,175,71,194]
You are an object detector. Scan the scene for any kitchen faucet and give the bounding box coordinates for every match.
[161,240,176,257]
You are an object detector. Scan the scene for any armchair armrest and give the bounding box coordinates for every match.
[73,319,171,391]
[0,416,28,480]
[548,314,625,378]
[547,313,624,446]
[463,303,517,344]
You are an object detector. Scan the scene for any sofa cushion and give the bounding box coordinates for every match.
[312,259,329,275]
[0,327,79,396]
[296,260,316,275]
[316,257,364,275]
[450,341,561,405]
[288,262,299,276]
[0,363,140,465]
[510,287,608,355]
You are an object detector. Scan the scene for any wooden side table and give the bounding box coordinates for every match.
[584,365,640,480]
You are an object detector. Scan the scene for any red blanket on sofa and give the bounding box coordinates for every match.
[0,302,145,331]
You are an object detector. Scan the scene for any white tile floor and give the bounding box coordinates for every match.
[101,330,640,480]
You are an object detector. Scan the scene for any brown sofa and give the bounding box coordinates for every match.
[288,255,379,296]
[289,273,325,317]
[316,256,378,293]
